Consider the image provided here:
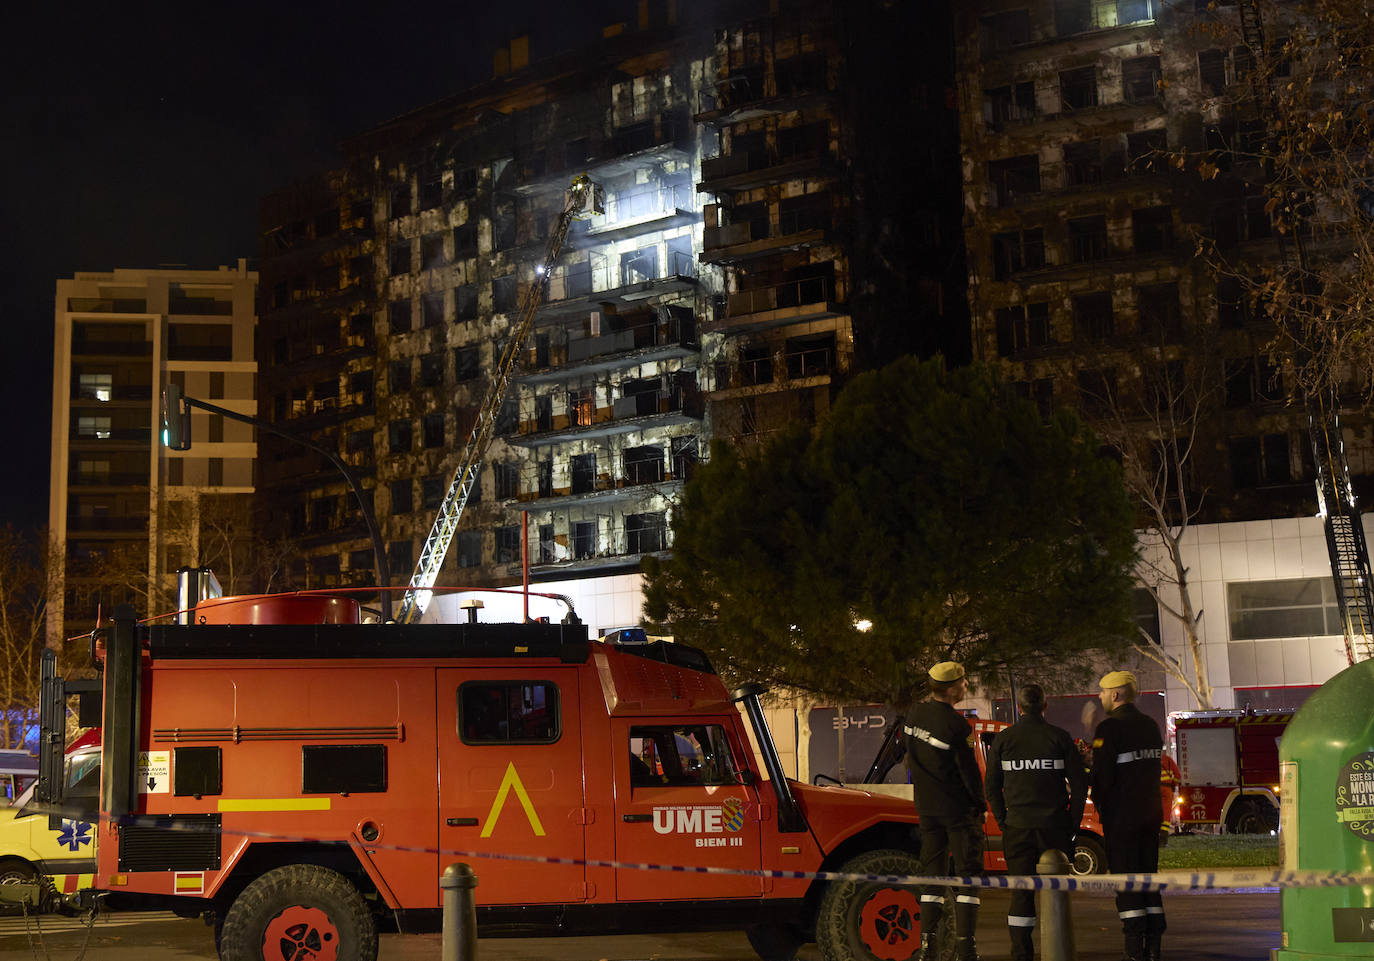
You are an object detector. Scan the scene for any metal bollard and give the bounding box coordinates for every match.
[1036,848,1076,961]
[440,862,479,961]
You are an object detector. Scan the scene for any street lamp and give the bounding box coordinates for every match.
[160,384,392,619]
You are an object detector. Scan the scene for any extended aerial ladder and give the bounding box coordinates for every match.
[396,174,603,623]
[1239,1,1372,663]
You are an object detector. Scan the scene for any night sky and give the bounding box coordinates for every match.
[1,1,636,534]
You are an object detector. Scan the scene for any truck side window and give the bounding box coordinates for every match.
[629,725,739,787]
[459,681,560,744]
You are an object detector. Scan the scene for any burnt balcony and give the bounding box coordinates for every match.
[64,515,148,534]
[510,464,687,511]
[710,343,845,397]
[572,182,697,247]
[700,207,831,265]
[518,309,697,384]
[538,250,696,319]
[705,276,843,335]
[508,386,703,448]
[511,110,692,197]
[697,147,835,195]
[518,510,672,573]
[693,55,834,124]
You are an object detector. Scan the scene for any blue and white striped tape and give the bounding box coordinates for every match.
[34,804,1369,894]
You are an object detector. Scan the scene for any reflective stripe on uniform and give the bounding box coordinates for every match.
[956,894,981,905]
[921,894,947,903]
[1119,909,1149,919]
[1146,906,1165,914]
[1000,758,1065,771]
[1008,915,1037,928]
[1115,749,1162,764]
[903,724,951,750]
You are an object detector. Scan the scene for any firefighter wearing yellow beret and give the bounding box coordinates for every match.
[1091,670,1166,961]
[904,661,985,961]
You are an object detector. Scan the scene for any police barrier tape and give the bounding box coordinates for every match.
[30,803,1372,895]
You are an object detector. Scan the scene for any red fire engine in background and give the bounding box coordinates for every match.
[1168,709,1294,833]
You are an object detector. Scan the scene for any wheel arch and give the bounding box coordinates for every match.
[209,842,385,918]
[800,822,920,933]
[1219,789,1279,829]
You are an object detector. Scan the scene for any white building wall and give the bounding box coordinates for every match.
[1150,515,1358,716]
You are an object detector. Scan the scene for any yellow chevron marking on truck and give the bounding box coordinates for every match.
[480,762,546,838]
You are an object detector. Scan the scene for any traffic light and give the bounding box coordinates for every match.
[161,384,190,450]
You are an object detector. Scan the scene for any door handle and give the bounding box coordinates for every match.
[446,817,479,826]
[622,813,652,823]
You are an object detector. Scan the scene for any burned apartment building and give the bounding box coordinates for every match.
[255,0,963,600]
[957,0,1372,522]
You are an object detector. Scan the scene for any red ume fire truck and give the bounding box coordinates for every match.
[39,587,995,961]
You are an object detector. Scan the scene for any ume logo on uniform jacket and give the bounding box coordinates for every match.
[1115,748,1163,764]
[1000,758,1066,771]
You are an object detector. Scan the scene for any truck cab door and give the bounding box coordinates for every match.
[611,718,762,900]
[437,669,587,904]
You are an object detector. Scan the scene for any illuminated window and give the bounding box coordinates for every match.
[78,373,112,402]
[77,416,111,439]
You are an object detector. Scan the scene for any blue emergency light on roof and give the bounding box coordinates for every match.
[603,627,649,645]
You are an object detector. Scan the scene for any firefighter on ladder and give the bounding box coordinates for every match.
[904,661,986,961]
[1091,670,1166,961]
[984,683,1087,961]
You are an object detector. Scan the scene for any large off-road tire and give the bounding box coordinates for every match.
[746,920,806,961]
[1070,834,1107,876]
[815,849,946,961]
[218,864,377,961]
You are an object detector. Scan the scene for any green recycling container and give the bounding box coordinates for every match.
[1272,655,1374,960]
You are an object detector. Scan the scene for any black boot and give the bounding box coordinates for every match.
[915,931,940,961]
[1145,931,1162,961]
[954,936,981,961]
[1122,931,1147,961]
[1010,925,1035,961]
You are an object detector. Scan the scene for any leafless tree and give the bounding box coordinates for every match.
[1079,331,1226,708]
[1185,0,1374,401]
[0,527,58,749]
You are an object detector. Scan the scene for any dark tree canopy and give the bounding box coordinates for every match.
[643,357,1138,707]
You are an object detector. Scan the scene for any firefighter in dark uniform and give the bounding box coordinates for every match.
[984,684,1087,961]
[904,661,985,961]
[1091,670,1166,961]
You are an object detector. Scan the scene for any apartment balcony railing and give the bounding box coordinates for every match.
[700,207,831,264]
[168,298,233,316]
[698,147,834,194]
[519,512,672,569]
[693,58,833,123]
[706,276,843,334]
[539,250,696,317]
[71,384,153,402]
[578,183,696,246]
[509,387,703,447]
[711,345,841,394]
[67,298,148,314]
[520,312,697,383]
[69,426,150,443]
[71,340,152,358]
[67,471,148,488]
[65,516,148,532]
[511,465,686,509]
